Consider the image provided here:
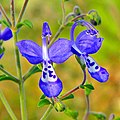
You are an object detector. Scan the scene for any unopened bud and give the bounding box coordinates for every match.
[73,6,81,16]
[54,100,65,112]
[88,10,101,26]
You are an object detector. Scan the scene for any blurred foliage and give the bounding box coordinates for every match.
[0,0,120,120]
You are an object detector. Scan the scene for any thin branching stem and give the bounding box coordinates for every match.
[81,69,86,85]
[10,0,15,27]
[13,31,27,120]
[0,89,18,120]
[17,0,29,23]
[0,4,12,26]
[40,104,53,120]
[83,95,90,120]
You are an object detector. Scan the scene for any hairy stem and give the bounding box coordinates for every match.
[40,104,53,120]
[60,86,79,99]
[10,0,15,27]
[13,31,27,120]
[17,0,29,23]
[61,0,65,25]
[83,95,90,120]
[81,70,86,85]
[0,89,18,120]
[0,4,12,26]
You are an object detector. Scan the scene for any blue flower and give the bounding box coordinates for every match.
[48,20,109,82]
[16,22,63,98]
[0,12,13,59]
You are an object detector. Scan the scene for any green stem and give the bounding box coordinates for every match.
[17,0,29,23]
[0,89,17,120]
[83,95,90,120]
[13,31,27,120]
[0,4,12,26]
[0,66,19,83]
[40,104,53,120]
[61,0,65,25]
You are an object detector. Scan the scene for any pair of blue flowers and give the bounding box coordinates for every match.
[16,20,109,98]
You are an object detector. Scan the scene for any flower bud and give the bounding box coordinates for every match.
[73,6,81,16]
[88,10,101,26]
[54,100,65,112]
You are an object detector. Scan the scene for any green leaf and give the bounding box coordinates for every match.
[40,94,46,99]
[16,23,24,29]
[0,47,5,54]
[85,86,92,96]
[1,20,10,27]
[23,20,33,28]
[80,84,84,89]
[61,94,74,101]
[37,99,51,108]
[0,74,15,81]
[84,84,94,90]
[64,107,78,120]
[16,20,33,29]
[91,112,106,120]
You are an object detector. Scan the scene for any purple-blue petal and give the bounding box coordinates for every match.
[75,30,103,54]
[1,28,13,41]
[16,40,43,64]
[39,78,63,98]
[0,52,4,59]
[88,67,109,82]
[49,38,74,64]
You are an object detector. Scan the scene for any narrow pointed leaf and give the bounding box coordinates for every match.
[40,94,46,99]
[61,94,74,101]
[0,74,16,81]
[23,20,33,29]
[37,99,51,108]
[91,112,106,120]
[84,83,94,90]
[16,23,24,29]
[1,20,10,27]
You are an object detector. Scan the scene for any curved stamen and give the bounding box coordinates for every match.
[70,20,99,41]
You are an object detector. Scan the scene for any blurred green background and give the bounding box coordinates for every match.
[0,0,120,119]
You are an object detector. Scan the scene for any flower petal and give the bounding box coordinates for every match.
[49,38,74,63]
[1,28,13,41]
[0,52,4,59]
[39,60,63,98]
[85,55,109,82]
[75,30,103,54]
[16,40,43,64]
[39,78,63,98]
